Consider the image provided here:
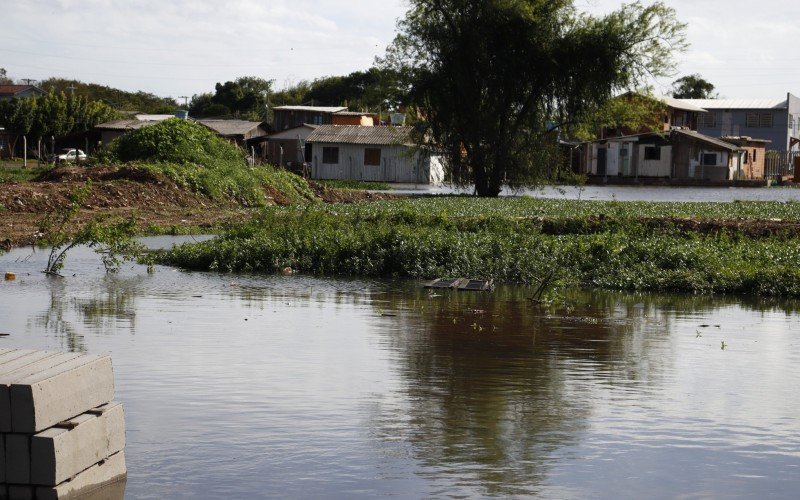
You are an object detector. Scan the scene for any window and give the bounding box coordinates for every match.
[364,148,381,166]
[322,147,339,164]
[746,113,758,128]
[702,153,717,166]
[744,151,750,164]
[703,112,716,127]
[644,146,661,160]
[753,149,757,162]
[759,113,773,128]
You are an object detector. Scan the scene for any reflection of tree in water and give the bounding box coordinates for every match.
[367,286,675,496]
[29,275,143,352]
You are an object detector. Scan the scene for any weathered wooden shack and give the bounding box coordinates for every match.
[271,106,346,131]
[583,129,754,180]
[306,125,444,184]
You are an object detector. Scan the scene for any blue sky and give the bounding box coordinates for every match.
[1,0,798,101]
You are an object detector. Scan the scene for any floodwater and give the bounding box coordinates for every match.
[2,238,800,498]
[380,183,800,202]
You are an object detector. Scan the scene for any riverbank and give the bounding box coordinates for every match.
[159,197,800,297]
[0,165,391,247]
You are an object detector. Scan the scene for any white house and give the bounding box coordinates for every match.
[306,125,444,184]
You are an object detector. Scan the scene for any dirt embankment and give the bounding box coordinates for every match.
[0,166,391,248]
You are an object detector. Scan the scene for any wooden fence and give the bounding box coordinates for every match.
[765,151,800,178]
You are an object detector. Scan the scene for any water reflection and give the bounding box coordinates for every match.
[3,243,800,497]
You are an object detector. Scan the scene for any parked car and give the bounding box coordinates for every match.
[52,149,88,163]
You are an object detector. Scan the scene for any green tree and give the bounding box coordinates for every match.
[0,67,13,85]
[385,0,686,196]
[670,74,716,99]
[190,76,273,120]
[572,90,667,141]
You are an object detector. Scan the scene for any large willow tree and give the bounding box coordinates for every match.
[385,0,686,196]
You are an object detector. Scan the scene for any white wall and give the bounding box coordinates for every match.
[310,143,442,184]
[637,144,672,177]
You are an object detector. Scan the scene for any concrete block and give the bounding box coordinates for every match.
[10,355,114,433]
[31,402,125,486]
[5,434,30,484]
[6,486,33,500]
[35,451,126,500]
[0,353,82,433]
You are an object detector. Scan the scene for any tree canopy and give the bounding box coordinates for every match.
[670,74,716,99]
[0,68,13,85]
[40,78,178,114]
[189,76,272,120]
[385,0,687,196]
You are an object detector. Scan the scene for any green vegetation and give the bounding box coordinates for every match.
[40,78,178,114]
[384,0,686,196]
[38,182,151,276]
[160,197,800,297]
[98,118,316,205]
[317,179,392,191]
[0,166,48,183]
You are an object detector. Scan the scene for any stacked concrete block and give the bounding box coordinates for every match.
[0,349,126,500]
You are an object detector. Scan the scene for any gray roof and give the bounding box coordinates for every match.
[661,96,707,113]
[95,118,162,130]
[267,124,318,140]
[333,111,375,116]
[307,125,414,146]
[678,98,787,110]
[672,129,742,151]
[272,105,347,113]
[198,119,265,137]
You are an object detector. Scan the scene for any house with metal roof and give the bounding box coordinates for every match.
[306,125,444,184]
[265,124,318,172]
[0,84,46,101]
[197,119,268,147]
[677,93,800,153]
[582,129,762,181]
[271,105,347,131]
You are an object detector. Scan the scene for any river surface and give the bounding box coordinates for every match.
[2,237,800,499]
[379,183,800,202]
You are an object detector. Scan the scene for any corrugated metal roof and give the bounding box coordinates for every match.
[306,125,414,145]
[95,119,160,130]
[198,119,265,136]
[661,96,707,112]
[678,98,787,110]
[333,111,374,116]
[134,114,175,121]
[267,124,318,140]
[272,105,347,113]
[673,129,742,151]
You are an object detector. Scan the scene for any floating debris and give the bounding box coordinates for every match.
[423,278,494,292]
[4,272,16,281]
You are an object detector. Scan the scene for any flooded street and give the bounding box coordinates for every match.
[2,238,800,498]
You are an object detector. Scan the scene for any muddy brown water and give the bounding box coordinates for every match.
[1,237,800,498]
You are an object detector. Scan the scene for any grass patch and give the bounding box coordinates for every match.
[317,179,392,191]
[0,167,49,183]
[159,197,800,297]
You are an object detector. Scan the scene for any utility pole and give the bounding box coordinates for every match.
[178,96,189,107]
[66,85,77,96]
[21,78,36,86]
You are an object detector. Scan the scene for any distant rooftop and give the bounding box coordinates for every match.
[0,84,45,97]
[661,96,707,113]
[198,119,265,136]
[307,125,414,146]
[272,105,347,113]
[678,98,787,110]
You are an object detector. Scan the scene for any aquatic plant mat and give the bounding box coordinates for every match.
[160,197,800,297]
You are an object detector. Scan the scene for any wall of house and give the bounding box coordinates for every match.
[100,130,127,147]
[636,144,672,177]
[332,115,374,126]
[696,108,789,152]
[788,93,800,152]
[273,110,333,131]
[310,143,442,184]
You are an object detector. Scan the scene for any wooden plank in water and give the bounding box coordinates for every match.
[424,278,468,289]
[457,279,494,292]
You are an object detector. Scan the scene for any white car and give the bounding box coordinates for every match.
[55,149,87,163]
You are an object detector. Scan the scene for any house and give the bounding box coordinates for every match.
[600,93,708,138]
[0,84,46,101]
[583,129,758,181]
[718,136,770,179]
[678,94,800,152]
[265,124,317,171]
[331,111,378,126]
[271,106,346,131]
[306,125,444,184]
[95,114,175,145]
[197,119,268,148]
